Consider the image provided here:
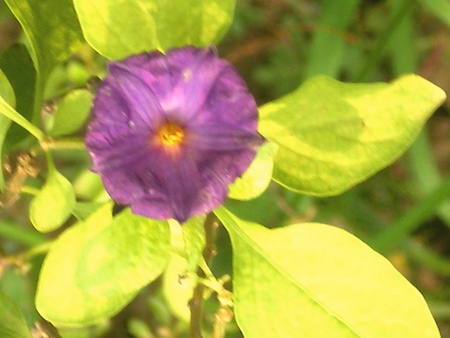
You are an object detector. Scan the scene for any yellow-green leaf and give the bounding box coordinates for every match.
[228,142,278,201]
[73,0,236,59]
[259,74,446,196]
[48,89,92,137]
[29,162,75,232]
[36,204,171,326]
[215,207,440,338]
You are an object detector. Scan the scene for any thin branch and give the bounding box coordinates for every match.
[189,213,218,338]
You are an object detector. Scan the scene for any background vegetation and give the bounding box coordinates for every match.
[1,0,450,336]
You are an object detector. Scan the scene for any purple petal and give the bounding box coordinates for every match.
[102,62,165,129]
[187,125,263,151]
[163,46,230,120]
[86,45,266,223]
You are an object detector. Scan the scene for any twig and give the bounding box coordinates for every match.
[189,213,218,338]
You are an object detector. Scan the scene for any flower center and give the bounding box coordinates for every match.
[158,123,185,146]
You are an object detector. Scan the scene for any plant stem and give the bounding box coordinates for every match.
[189,213,218,338]
[0,96,44,141]
[35,137,86,153]
[46,137,86,150]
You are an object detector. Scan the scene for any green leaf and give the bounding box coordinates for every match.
[29,159,76,232]
[48,89,92,137]
[73,170,107,201]
[0,44,36,149]
[4,0,83,82]
[0,291,32,338]
[259,74,446,196]
[228,142,278,201]
[73,0,236,59]
[215,207,440,338]
[36,204,171,326]
[0,69,15,191]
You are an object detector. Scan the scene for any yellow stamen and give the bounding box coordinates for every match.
[158,123,185,146]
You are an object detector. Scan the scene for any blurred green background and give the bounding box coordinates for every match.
[1,0,450,337]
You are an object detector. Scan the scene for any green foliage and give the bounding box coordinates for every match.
[4,0,83,82]
[418,0,450,28]
[0,92,44,141]
[0,70,15,109]
[29,156,76,232]
[47,89,92,137]
[0,218,46,247]
[73,170,107,202]
[228,142,278,201]
[215,207,440,337]
[36,204,171,326]
[0,291,32,338]
[304,0,361,79]
[73,0,236,59]
[259,74,446,196]
[0,0,448,336]
[371,176,450,254]
[0,45,36,149]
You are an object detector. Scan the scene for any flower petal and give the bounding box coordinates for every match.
[187,125,264,152]
[125,149,202,222]
[105,62,166,129]
[86,46,266,222]
[162,46,230,120]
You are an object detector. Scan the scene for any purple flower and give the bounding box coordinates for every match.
[85,46,265,223]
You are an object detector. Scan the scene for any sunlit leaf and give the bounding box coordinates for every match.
[228,142,278,201]
[215,207,440,338]
[0,291,32,338]
[29,160,76,232]
[259,74,446,196]
[36,204,171,326]
[73,0,236,59]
